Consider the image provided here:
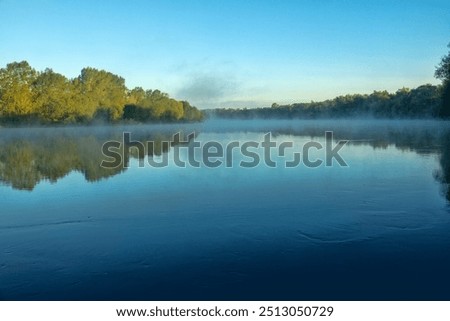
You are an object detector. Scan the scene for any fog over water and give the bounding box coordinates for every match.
[0,119,449,300]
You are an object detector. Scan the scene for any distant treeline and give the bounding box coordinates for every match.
[212,44,450,120]
[210,84,445,120]
[0,61,204,124]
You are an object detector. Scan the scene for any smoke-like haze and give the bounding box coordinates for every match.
[176,73,240,109]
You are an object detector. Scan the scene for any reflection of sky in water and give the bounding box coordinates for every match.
[0,128,447,242]
[0,120,449,300]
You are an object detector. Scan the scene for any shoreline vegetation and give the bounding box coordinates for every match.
[0,61,204,125]
[1,44,449,126]
[208,83,444,120]
[211,44,450,120]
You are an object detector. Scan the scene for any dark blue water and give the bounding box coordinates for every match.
[0,120,449,300]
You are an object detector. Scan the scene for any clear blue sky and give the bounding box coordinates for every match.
[1,0,449,108]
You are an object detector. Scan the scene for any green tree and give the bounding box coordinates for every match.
[76,67,127,121]
[0,61,37,118]
[124,89,186,121]
[182,101,204,121]
[33,68,77,122]
[435,43,450,118]
[0,61,203,124]
[127,87,146,105]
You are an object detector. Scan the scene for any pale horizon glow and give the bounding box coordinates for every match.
[0,0,449,109]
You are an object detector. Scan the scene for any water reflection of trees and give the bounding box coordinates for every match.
[0,122,449,202]
[202,120,449,201]
[265,122,450,202]
[434,132,450,202]
[260,121,450,201]
[0,127,191,191]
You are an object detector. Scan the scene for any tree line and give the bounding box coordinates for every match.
[2,44,450,123]
[211,44,450,120]
[211,84,443,119]
[0,61,204,124]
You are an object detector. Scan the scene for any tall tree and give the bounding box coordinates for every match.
[76,67,127,121]
[127,87,146,105]
[435,43,450,118]
[33,68,77,122]
[182,101,204,121]
[0,61,37,118]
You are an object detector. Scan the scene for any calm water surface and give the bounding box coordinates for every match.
[0,119,449,300]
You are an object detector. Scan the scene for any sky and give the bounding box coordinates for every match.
[0,0,449,109]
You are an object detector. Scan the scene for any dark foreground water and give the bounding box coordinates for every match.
[0,119,449,300]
